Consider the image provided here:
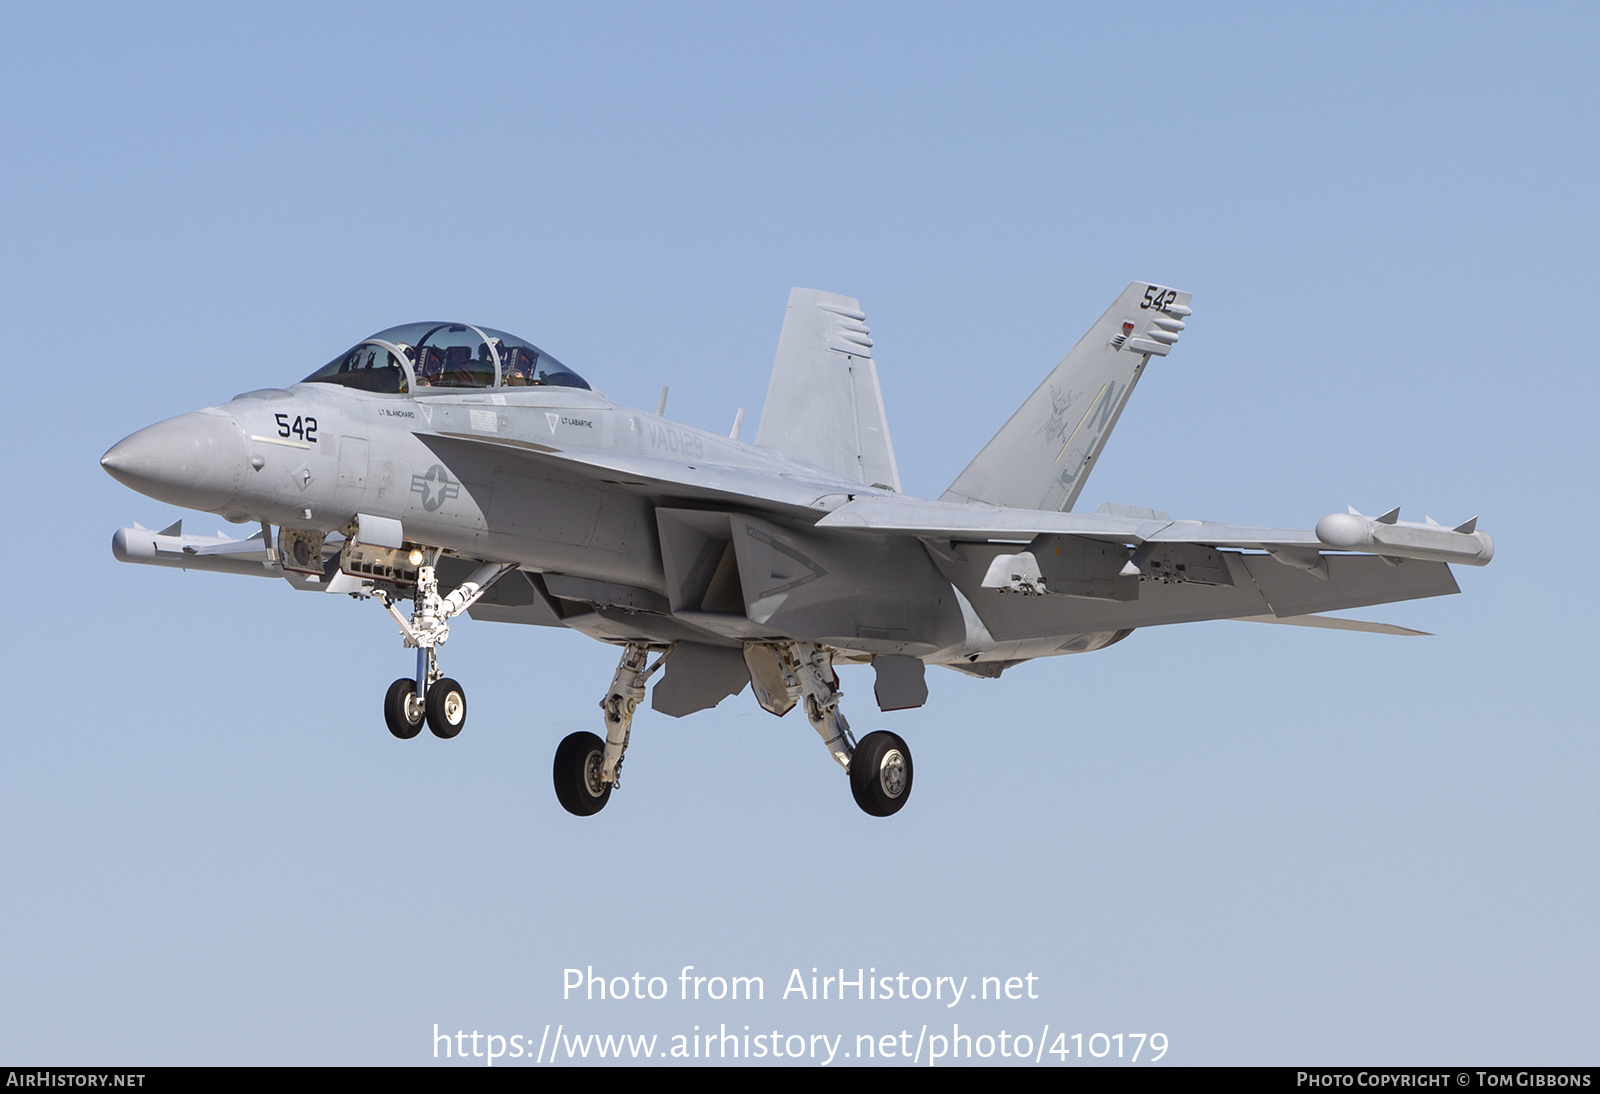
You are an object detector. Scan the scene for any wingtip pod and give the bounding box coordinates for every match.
[1315,511,1493,566]
[1314,512,1369,549]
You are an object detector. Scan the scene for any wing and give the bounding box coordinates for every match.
[816,495,1320,550]
[814,494,1465,640]
[817,495,1491,566]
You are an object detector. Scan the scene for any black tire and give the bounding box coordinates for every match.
[849,731,913,817]
[553,731,612,816]
[384,678,424,740]
[426,678,467,739]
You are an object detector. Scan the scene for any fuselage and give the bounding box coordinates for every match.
[101,309,1164,672]
[108,380,783,583]
[104,374,1142,668]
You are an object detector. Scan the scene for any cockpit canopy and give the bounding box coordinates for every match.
[302,322,591,395]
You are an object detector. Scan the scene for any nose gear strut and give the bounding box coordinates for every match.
[372,555,514,740]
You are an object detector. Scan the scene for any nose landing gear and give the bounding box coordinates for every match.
[425,677,466,739]
[370,556,512,743]
[383,677,425,740]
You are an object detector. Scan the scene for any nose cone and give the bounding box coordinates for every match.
[101,410,249,511]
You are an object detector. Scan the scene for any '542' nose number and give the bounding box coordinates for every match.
[275,413,318,443]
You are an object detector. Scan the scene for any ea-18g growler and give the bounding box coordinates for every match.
[102,284,1492,817]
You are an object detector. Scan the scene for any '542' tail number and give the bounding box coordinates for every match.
[275,413,318,443]
[1140,286,1178,311]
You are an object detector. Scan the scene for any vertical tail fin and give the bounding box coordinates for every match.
[754,288,901,492]
[941,281,1190,511]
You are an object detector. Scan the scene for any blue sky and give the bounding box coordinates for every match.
[3,2,1596,1065]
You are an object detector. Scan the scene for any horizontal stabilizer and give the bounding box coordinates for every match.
[1231,614,1430,636]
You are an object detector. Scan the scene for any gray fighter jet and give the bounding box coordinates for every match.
[102,284,1493,817]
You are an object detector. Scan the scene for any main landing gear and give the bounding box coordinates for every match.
[372,555,512,744]
[552,642,672,817]
[549,640,915,818]
[755,641,914,818]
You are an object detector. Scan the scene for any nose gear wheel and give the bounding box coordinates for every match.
[383,678,425,740]
[426,678,466,739]
[369,557,513,742]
